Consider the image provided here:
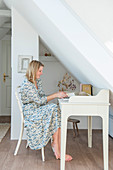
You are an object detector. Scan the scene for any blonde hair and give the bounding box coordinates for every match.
[26,60,44,84]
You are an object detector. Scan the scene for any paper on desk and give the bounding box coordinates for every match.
[66,92,75,97]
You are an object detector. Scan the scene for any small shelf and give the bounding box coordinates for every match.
[39,56,58,62]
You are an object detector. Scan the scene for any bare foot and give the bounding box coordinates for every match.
[51,143,60,160]
[65,154,73,162]
[51,145,72,162]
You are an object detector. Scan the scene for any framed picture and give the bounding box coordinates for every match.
[18,55,33,73]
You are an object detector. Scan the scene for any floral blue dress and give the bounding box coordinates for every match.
[21,78,61,150]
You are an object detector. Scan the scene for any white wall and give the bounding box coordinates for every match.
[40,56,80,99]
[39,39,54,57]
[11,8,39,139]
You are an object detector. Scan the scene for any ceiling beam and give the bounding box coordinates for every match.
[0,10,11,17]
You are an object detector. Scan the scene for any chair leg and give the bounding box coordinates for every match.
[26,140,29,148]
[75,123,79,136]
[73,122,76,138]
[14,123,24,155]
[41,147,45,161]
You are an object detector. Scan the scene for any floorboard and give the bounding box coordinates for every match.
[0,129,113,170]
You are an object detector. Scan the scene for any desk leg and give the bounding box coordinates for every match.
[88,116,92,148]
[103,114,109,170]
[60,114,67,170]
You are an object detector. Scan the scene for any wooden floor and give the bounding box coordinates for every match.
[0,116,11,123]
[0,129,113,170]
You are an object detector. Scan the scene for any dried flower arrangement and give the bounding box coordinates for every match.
[57,73,76,91]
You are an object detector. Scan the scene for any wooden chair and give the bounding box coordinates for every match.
[68,116,80,138]
[14,86,45,161]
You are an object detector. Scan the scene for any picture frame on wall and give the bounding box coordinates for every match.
[18,55,33,73]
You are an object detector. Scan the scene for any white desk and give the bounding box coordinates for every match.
[58,89,110,170]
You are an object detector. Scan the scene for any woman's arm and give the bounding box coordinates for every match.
[47,91,68,102]
[21,80,68,105]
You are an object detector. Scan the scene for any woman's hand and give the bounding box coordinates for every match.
[47,91,68,102]
[56,91,68,98]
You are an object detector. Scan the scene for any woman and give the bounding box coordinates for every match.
[21,60,72,161]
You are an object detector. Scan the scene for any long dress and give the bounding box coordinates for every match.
[21,78,61,150]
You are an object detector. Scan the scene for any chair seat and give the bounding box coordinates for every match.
[68,117,80,123]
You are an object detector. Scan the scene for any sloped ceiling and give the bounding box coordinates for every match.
[63,0,113,57]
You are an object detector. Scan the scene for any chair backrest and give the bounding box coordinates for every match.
[15,86,24,123]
